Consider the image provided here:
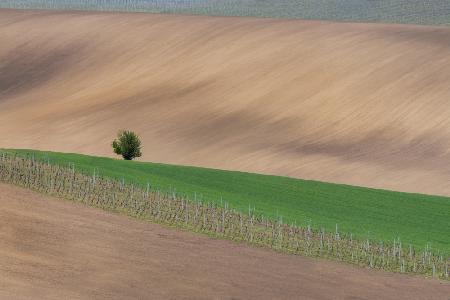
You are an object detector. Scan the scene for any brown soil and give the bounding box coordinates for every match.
[1,9,450,196]
[0,183,449,299]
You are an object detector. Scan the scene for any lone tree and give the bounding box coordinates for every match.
[112,130,142,160]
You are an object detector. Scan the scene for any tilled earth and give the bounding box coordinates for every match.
[1,9,450,196]
[0,183,449,300]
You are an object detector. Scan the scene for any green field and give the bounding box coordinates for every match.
[1,0,449,26]
[2,148,449,253]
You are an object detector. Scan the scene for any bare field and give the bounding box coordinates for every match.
[1,9,450,196]
[0,183,448,299]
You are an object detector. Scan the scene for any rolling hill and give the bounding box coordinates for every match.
[2,183,449,299]
[2,149,450,253]
[1,9,450,197]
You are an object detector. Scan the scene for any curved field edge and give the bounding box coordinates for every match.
[2,149,449,255]
[3,185,450,299]
[0,154,448,279]
[0,1,449,26]
[2,10,450,197]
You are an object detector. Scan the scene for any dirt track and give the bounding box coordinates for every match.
[0,183,448,299]
[1,9,450,196]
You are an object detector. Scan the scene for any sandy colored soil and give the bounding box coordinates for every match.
[0,183,448,300]
[1,9,450,196]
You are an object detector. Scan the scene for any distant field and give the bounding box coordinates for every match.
[1,0,449,26]
[2,149,449,253]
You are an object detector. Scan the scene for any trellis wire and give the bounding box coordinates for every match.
[0,153,448,279]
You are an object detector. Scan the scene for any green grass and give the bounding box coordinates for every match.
[1,0,449,26]
[2,148,449,253]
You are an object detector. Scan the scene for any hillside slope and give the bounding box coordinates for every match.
[1,183,449,299]
[1,9,450,195]
[3,149,450,252]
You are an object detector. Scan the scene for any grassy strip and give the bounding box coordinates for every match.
[1,149,450,254]
[0,153,448,279]
[1,0,450,26]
